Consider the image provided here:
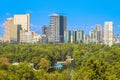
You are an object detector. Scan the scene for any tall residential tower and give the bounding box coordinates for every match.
[48,14,66,43]
[104,22,114,46]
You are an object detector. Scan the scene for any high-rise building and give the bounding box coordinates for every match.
[14,14,30,31]
[84,34,90,44]
[3,18,14,42]
[89,30,97,43]
[104,22,114,46]
[72,30,84,43]
[72,30,77,43]
[76,30,84,43]
[10,25,22,43]
[96,24,103,44]
[64,30,71,43]
[41,25,48,35]
[48,14,66,43]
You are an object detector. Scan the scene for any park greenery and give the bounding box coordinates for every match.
[0,42,120,80]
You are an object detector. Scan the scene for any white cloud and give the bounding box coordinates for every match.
[31,24,39,28]
[117,25,120,27]
[5,12,11,16]
[0,23,4,37]
[30,24,40,33]
[26,10,32,13]
[0,23,4,28]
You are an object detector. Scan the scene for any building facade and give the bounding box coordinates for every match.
[10,25,22,43]
[89,30,97,43]
[48,14,66,43]
[76,30,84,43]
[64,30,71,43]
[84,34,90,44]
[104,22,114,46]
[96,24,103,44]
[3,18,14,42]
[14,14,30,31]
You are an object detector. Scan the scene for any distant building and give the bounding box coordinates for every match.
[32,31,39,43]
[41,25,48,35]
[32,35,40,43]
[10,25,22,43]
[20,31,32,43]
[84,34,90,44]
[48,14,66,43]
[72,31,77,43]
[3,18,14,42]
[3,14,31,43]
[14,14,30,31]
[89,30,97,44]
[73,30,84,43]
[64,30,71,43]
[96,24,103,44]
[76,30,84,43]
[104,22,114,46]
[40,34,48,43]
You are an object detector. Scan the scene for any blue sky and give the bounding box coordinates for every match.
[0,0,120,37]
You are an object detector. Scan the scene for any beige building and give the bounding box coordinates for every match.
[96,24,103,44]
[10,25,22,43]
[104,22,114,46]
[3,14,31,43]
[20,31,32,43]
[3,18,14,42]
[14,14,30,31]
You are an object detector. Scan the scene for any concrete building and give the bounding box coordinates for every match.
[96,24,103,44]
[3,18,14,42]
[14,14,30,31]
[41,25,48,35]
[32,31,39,43]
[64,30,71,43]
[73,30,84,43]
[48,14,66,43]
[20,31,32,43]
[76,30,84,43]
[84,34,90,44]
[104,22,114,46]
[89,30,97,43]
[10,25,22,43]
[72,31,77,43]
[40,34,48,43]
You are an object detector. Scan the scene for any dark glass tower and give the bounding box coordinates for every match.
[49,14,66,43]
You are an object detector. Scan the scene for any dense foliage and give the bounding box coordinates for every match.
[0,43,120,80]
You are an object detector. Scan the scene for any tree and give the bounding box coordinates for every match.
[38,58,51,71]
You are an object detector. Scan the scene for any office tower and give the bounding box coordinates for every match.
[72,31,77,43]
[3,18,14,42]
[49,14,66,43]
[76,30,84,43]
[42,25,48,35]
[89,30,97,43]
[64,30,71,43]
[14,14,30,31]
[104,22,114,46]
[96,24,103,44]
[84,34,90,44]
[72,30,84,43]
[10,25,22,43]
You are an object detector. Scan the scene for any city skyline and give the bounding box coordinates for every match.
[1,0,120,37]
